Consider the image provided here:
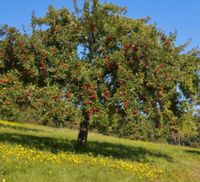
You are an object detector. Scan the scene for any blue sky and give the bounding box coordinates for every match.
[0,0,199,50]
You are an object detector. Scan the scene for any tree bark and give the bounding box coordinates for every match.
[76,115,89,147]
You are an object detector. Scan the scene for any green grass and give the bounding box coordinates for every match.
[0,120,200,182]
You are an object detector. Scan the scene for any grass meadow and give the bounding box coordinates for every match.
[0,120,200,182]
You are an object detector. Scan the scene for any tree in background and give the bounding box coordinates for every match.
[0,0,199,147]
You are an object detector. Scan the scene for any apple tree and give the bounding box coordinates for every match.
[0,0,199,147]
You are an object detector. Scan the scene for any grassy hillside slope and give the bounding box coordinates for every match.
[0,120,200,182]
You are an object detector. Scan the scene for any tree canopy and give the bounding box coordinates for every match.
[0,0,199,147]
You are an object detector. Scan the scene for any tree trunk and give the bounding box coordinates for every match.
[76,116,89,147]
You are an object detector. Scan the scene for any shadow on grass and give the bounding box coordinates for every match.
[185,150,200,155]
[0,132,173,163]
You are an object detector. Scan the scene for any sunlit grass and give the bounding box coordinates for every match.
[0,120,200,182]
[0,142,163,180]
